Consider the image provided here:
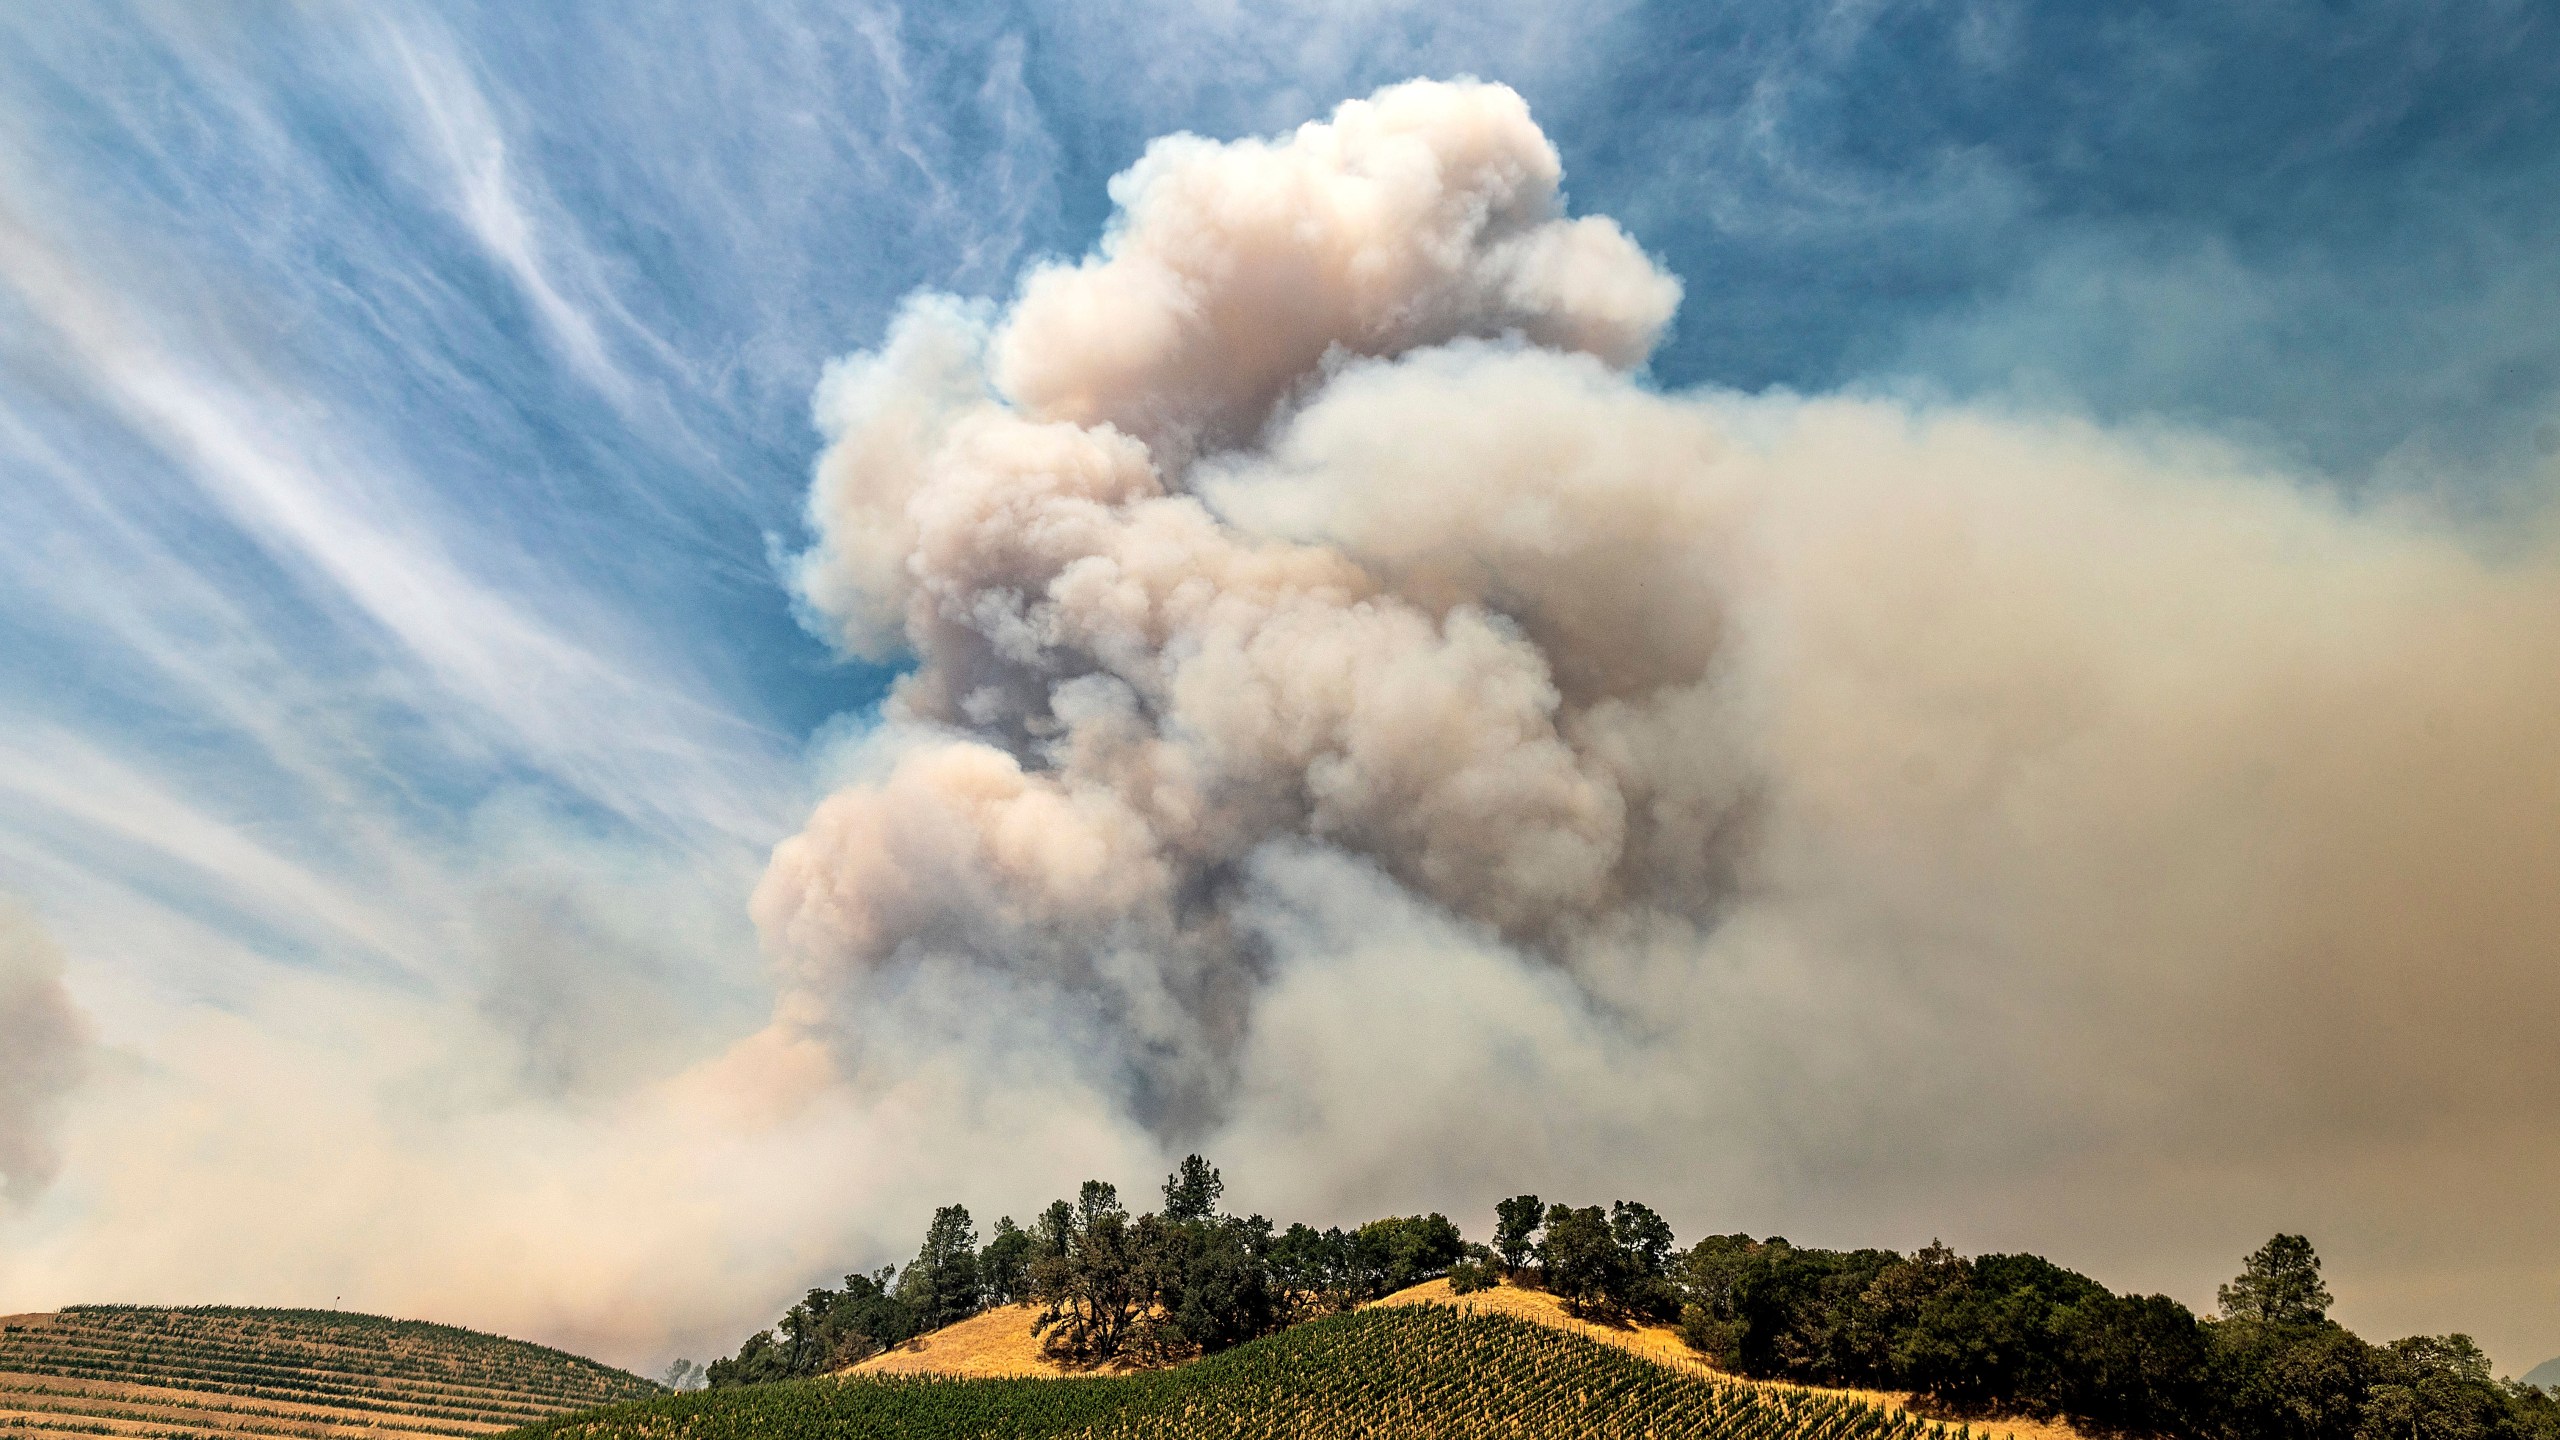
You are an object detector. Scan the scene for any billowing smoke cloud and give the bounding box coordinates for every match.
[758,78,2560,1361]
[764,80,1686,1125]
[0,900,90,1206]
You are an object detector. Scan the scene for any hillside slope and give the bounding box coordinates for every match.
[1379,1280,2091,1440]
[841,1278,2083,1439]
[849,1304,1086,1380]
[511,1305,1986,1440]
[0,1305,660,1440]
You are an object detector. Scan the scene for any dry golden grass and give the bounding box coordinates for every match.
[846,1303,1155,1380]
[1372,1279,2095,1440]
[847,1303,1070,1379]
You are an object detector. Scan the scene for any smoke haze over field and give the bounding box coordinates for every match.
[0,903,89,1207]
[4,6,2560,1384]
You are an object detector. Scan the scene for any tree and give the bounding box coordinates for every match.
[2359,1334,2511,1440]
[1029,1181,1146,1362]
[2057,1291,2210,1434]
[2206,1314,2372,1440]
[1610,1201,1676,1278]
[901,1203,983,1331]
[659,1358,704,1392]
[980,1215,1034,1306]
[1676,1234,1776,1365]
[1611,1201,1681,1320]
[1853,1240,1970,1379]
[1730,1244,1901,1386]
[1539,1204,1629,1318]
[1161,1154,1224,1223]
[1351,1214,1462,1295]
[1036,1199,1074,1261]
[1896,1252,2108,1414]
[1135,1211,1278,1359]
[1448,1243,1500,1294]
[706,1330,782,1389]
[1269,1223,1352,1319]
[1493,1194,1543,1275]
[2221,1234,2334,1326]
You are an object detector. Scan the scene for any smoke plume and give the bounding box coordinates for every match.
[746,77,2560,1357]
[0,900,90,1206]
[756,75,2560,1175]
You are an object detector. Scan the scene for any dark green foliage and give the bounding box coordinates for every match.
[1492,1194,1543,1274]
[1894,1252,2125,1418]
[1533,1201,1686,1322]
[1729,1243,1903,1383]
[1260,1214,1465,1321]
[709,1266,921,1387]
[2204,1315,2372,1440]
[1676,1232,1779,1367]
[1134,1212,1279,1360]
[1160,1155,1224,1224]
[1029,1181,1146,1363]
[1609,1201,1675,1277]
[503,1306,1967,1440]
[981,1216,1035,1306]
[1446,1244,1499,1295]
[1536,1204,1624,1316]
[2220,1234,2333,1327]
[708,1261,934,1388]
[2356,1334,2519,1440]
[1358,1213,1468,1295]
[1677,1230,2560,1440]
[2502,1377,2560,1440]
[1609,1201,1682,1322]
[1266,1222,1349,1318]
[1037,1200,1074,1260]
[903,1205,985,1332]
[2053,1290,2210,1433]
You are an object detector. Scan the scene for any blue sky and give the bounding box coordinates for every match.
[3,0,2557,1375]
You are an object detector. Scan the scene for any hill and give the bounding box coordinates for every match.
[849,1304,1084,1380]
[512,1304,2001,1440]
[841,1279,2082,1439]
[0,1305,661,1440]
[2531,1356,2560,1392]
[1377,1280,2091,1440]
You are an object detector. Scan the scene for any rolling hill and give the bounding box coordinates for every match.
[0,1305,661,1440]
[510,1304,2009,1440]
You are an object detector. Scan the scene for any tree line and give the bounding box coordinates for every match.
[705,1156,1468,1383]
[705,1165,2560,1438]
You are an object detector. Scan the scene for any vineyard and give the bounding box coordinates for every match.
[508,1305,2008,1440]
[0,1305,661,1440]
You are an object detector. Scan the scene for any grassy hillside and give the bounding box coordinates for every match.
[0,1305,661,1440]
[510,1305,2000,1440]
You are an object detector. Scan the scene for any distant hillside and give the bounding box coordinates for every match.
[510,1304,1994,1440]
[0,1305,661,1440]
[2530,1356,2560,1392]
